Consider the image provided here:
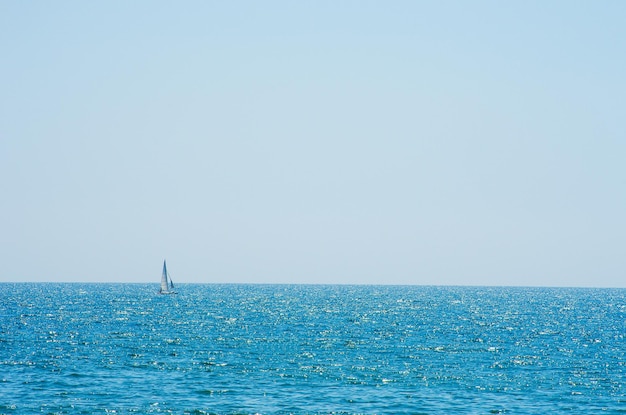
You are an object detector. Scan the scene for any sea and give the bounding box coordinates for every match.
[1,284,625,414]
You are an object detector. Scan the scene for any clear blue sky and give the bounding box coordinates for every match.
[1,1,625,286]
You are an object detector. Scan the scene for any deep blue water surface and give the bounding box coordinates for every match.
[1,284,625,414]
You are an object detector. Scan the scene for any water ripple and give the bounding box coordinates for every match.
[1,284,625,414]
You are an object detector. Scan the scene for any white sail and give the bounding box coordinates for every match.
[160,261,169,292]
[159,260,176,294]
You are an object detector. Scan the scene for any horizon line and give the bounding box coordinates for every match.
[0,280,624,289]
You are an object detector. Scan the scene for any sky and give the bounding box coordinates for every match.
[1,1,625,287]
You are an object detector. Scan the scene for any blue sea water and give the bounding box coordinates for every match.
[1,284,625,414]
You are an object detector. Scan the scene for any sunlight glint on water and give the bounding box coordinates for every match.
[1,284,625,414]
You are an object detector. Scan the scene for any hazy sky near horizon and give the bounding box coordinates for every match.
[1,1,625,286]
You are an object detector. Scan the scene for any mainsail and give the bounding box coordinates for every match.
[159,260,176,294]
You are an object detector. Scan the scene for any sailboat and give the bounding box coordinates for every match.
[158,260,177,294]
